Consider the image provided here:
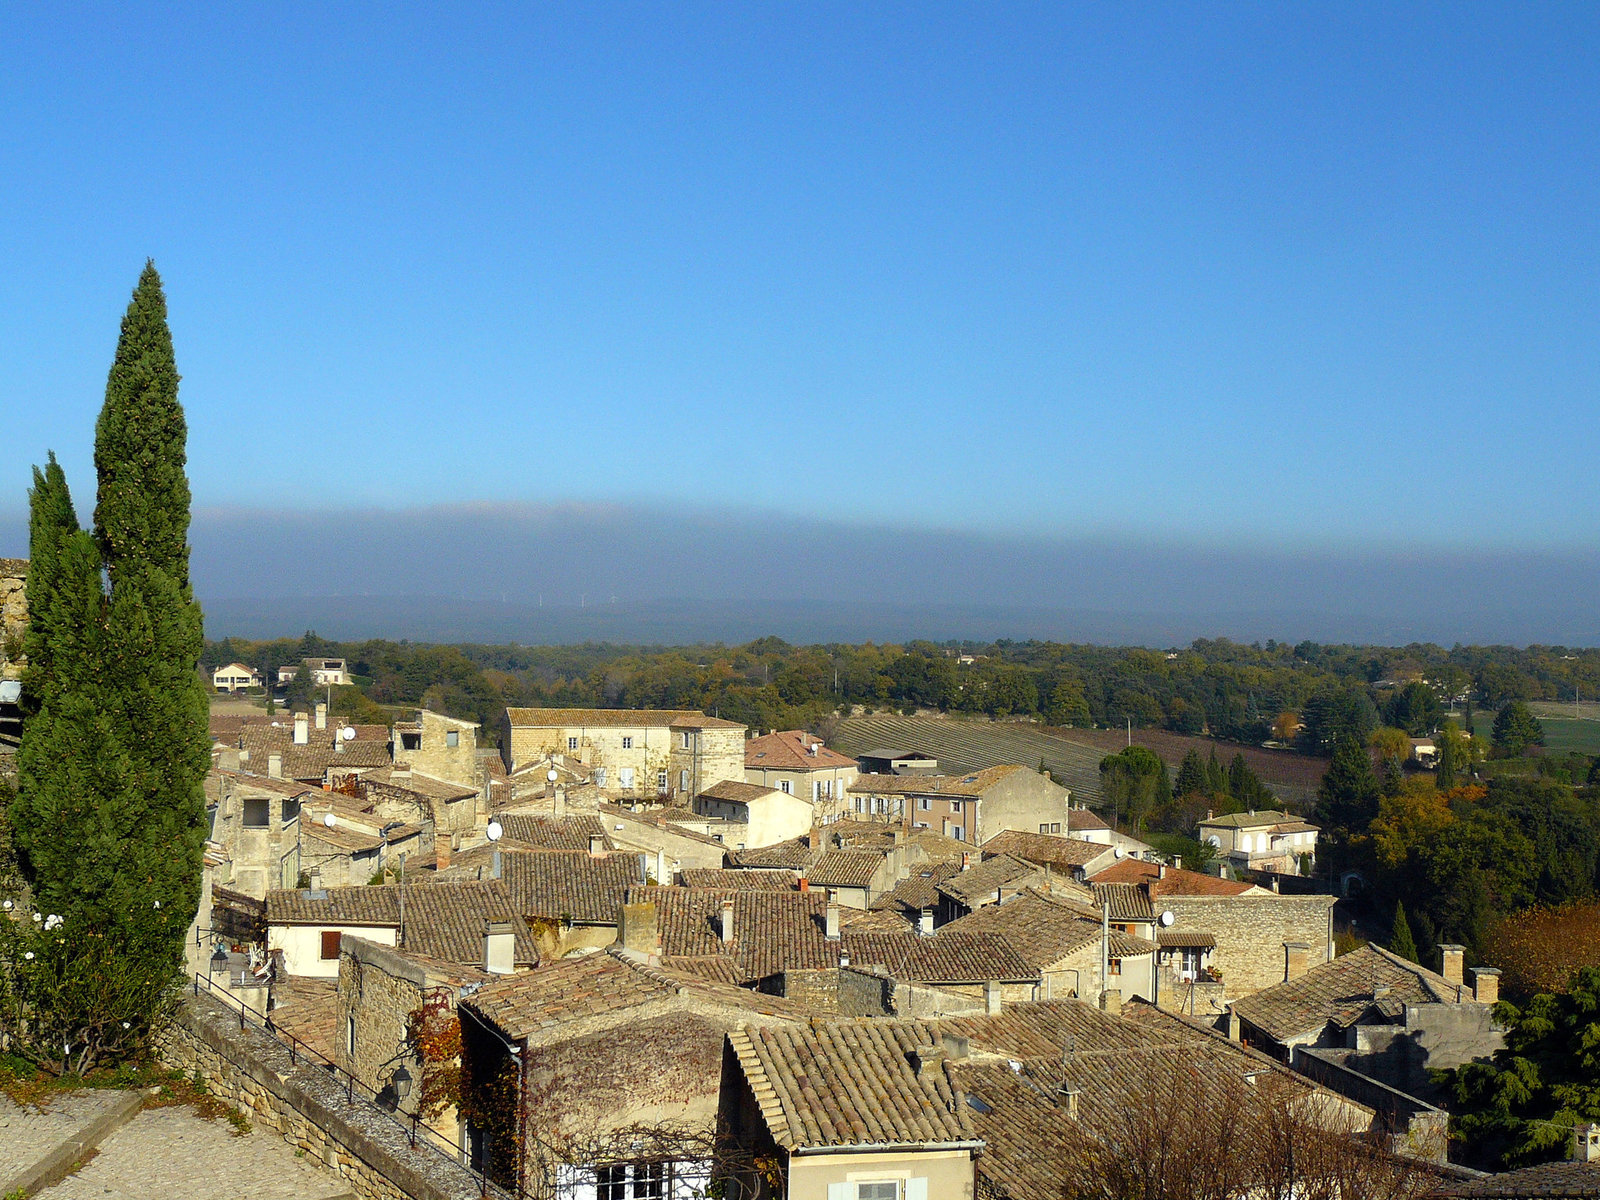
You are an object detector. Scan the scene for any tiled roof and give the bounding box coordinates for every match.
[598,802,732,850]
[265,883,539,967]
[744,730,856,771]
[805,850,885,889]
[936,889,1113,972]
[937,854,1042,906]
[1092,882,1157,923]
[1231,944,1468,1044]
[698,780,787,805]
[1157,930,1217,948]
[980,829,1111,871]
[362,769,477,802]
[1088,857,1257,896]
[641,886,839,981]
[729,1021,979,1151]
[504,707,744,731]
[1198,809,1302,830]
[461,947,807,1042]
[848,764,1028,797]
[267,976,341,1063]
[1429,1160,1600,1197]
[844,932,1037,984]
[728,837,815,869]
[1065,808,1110,832]
[870,861,965,914]
[494,849,644,925]
[238,722,392,778]
[679,869,799,890]
[495,813,613,852]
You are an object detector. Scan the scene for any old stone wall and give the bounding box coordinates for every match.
[836,966,988,1018]
[1293,1045,1449,1164]
[157,989,493,1200]
[0,560,26,677]
[779,967,840,1012]
[1161,894,1336,1001]
[397,711,479,787]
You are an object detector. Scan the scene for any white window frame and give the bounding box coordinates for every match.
[618,767,635,789]
[779,779,792,795]
[568,736,579,751]
[621,736,633,750]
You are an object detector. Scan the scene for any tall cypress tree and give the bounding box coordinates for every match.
[1390,900,1420,964]
[91,261,209,973]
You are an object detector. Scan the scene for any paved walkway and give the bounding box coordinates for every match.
[34,1105,353,1200]
[0,1091,137,1185]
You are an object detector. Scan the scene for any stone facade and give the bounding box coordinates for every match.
[500,710,746,802]
[156,990,492,1200]
[392,710,479,787]
[1160,893,1337,1002]
[0,559,26,679]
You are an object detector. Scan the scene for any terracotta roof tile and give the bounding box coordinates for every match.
[504,707,744,731]
[678,868,800,890]
[265,882,539,968]
[936,854,1042,906]
[1089,857,1258,896]
[744,730,857,771]
[981,829,1112,871]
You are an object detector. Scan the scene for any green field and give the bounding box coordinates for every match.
[1461,704,1600,757]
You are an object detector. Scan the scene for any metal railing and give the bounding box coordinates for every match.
[190,972,512,1198]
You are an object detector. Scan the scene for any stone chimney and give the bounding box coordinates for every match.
[1439,944,1465,987]
[1472,966,1500,1006]
[294,712,309,745]
[1100,988,1122,1016]
[961,851,972,870]
[619,901,659,956]
[825,893,841,941]
[436,839,452,871]
[1573,1123,1600,1163]
[1172,855,1182,870]
[1270,876,1280,893]
[1157,864,1166,879]
[1056,1085,1080,1118]
[985,980,1002,1015]
[491,849,502,880]
[941,1033,969,1061]
[268,753,282,780]
[315,702,327,731]
[909,1044,945,1079]
[1284,942,1311,982]
[483,920,514,974]
[918,908,934,937]
[720,898,735,944]
[589,834,606,857]
[1226,1009,1242,1041]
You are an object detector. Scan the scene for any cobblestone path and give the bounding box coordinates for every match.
[36,1105,354,1200]
[0,1091,133,1181]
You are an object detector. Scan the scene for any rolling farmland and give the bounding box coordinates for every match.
[830,714,1325,810]
[832,715,1115,805]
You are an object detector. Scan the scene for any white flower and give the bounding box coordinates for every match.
[31,912,41,922]
[23,951,33,960]
[43,914,63,931]
[2,899,12,910]
[121,1021,130,1029]
[153,900,161,909]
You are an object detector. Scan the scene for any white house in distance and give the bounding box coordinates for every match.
[277,658,352,687]
[212,662,262,693]
[1196,809,1320,876]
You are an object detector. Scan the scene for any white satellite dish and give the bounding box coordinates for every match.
[486,820,503,842]
[323,813,337,828]
[1112,845,1125,859]
[1159,910,1175,927]
[341,726,357,741]
[547,769,560,783]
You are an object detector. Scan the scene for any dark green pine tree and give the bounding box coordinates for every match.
[1390,900,1420,964]
[1315,736,1382,839]
[90,261,209,973]
[1174,749,1209,798]
[1205,747,1228,796]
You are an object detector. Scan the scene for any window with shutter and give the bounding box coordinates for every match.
[321,930,342,959]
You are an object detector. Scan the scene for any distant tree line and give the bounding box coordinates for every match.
[201,633,1600,752]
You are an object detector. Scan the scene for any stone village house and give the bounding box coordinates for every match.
[500,707,747,802]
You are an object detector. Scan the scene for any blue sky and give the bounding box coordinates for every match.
[2,3,1598,552]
